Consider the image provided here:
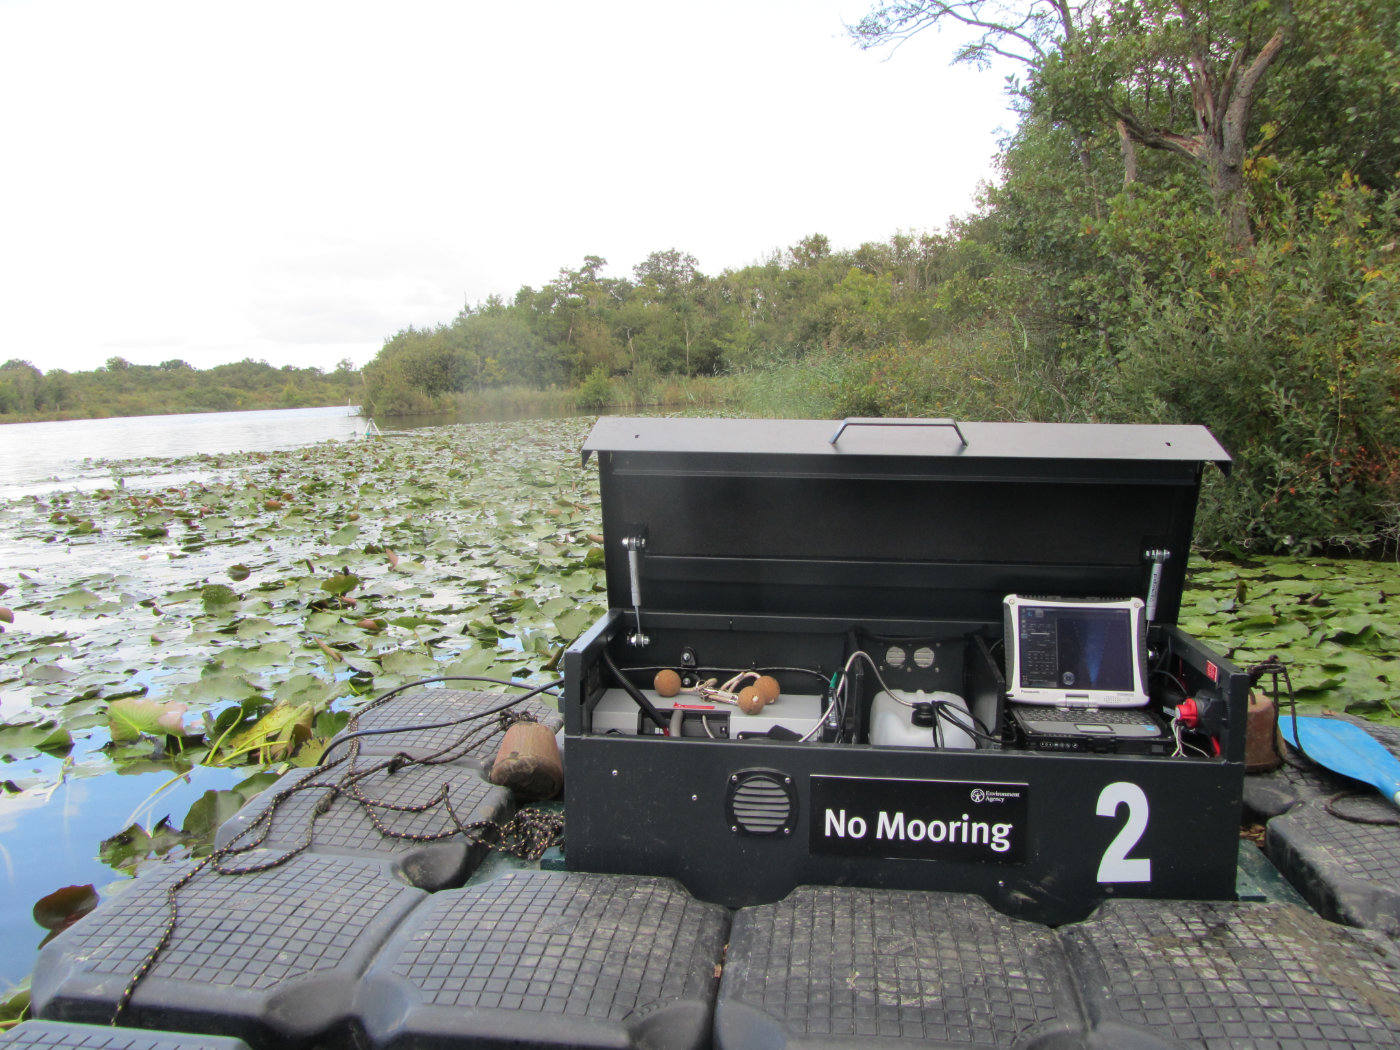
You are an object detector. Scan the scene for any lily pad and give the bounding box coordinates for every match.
[32,884,98,932]
[99,817,190,873]
[321,573,360,596]
[108,697,192,741]
[201,584,238,610]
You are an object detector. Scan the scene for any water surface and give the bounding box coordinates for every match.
[0,405,365,497]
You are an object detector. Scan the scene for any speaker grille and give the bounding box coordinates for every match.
[726,769,797,836]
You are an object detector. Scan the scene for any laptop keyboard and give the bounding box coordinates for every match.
[1024,706,1156,724]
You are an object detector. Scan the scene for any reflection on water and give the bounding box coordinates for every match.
[0,760,242,987]
[377,405,586,431]
[0,405,366,496]
[0,404,596,991]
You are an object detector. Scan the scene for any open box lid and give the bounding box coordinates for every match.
[583,417,1231,627]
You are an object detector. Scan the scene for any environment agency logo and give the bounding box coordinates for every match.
[970,788,986,803]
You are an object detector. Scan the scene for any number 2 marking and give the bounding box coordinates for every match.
[1096,782,1151,883]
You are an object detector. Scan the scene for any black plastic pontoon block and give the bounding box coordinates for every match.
[356,870,729,1050]
[715,885,1086,1049]
[213,762,512,891]
[337,688,562,767]
[0,1021,251,1050]
[31,851,424,1050]
[1266,794,1400,936]
[1244,715,1400,820]
[1061,898,1400,1049]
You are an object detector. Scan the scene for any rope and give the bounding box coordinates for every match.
[112,689,563,1022]
[1324,791,1400,826]
[1252,656,1400,828]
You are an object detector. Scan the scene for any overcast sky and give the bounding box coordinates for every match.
[0,0,1017,374]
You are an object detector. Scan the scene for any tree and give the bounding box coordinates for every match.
[789,233,832,268]
[850,1,1082,67]
[632,249,700,298]
[1050,0,1294,247]
[851,0,1296,248]
[850,3,1103,212]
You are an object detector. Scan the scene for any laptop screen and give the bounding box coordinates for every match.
[1004,596,1148,707]
[1018,605,1134,692]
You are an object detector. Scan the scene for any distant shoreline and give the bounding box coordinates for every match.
[0,397,360,426]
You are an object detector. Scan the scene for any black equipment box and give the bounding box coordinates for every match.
[563,417,1243,924]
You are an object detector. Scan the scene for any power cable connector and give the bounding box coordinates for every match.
[1170,687,1228,755]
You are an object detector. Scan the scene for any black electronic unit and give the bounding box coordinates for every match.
[563,416,1243,924]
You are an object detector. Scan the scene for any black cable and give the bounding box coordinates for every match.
[318,675,563,766]
[601,648,669,729]
[928,699,1000,746]
[1251,656,1396,826]
[1149,666,1189,700]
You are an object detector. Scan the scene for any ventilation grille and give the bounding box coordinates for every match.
[726,769,797,836]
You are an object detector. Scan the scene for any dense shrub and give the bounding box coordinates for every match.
[1100,178,1400,553]
[574,366,615,411]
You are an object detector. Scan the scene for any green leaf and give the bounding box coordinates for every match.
[320,573,360,596]
[201,584,238,610]
[45,588,101,611]
[108,697,190,741]
[0,718,65,754]
[552,607,597,640]
[223,702,314,761]
[32,884,98,931]
[36,726,73,755]
[181,788,253,846]
[389,613,441,630]
[99,817,190,872]
[380,649,437,677]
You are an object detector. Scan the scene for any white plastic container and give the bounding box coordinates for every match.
[869,689,975,749]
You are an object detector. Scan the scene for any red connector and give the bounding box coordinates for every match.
[1172,691,1225,756]
[1175,697,1202,728]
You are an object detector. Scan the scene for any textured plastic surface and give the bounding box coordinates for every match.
[0,1022,251,1050]
[716,885,1085,1048]
[339,689,562,766]
[1267,794,1400,935]
[32,851,424,1049]
[213,763,511,891]
[1244,715,1400,819]
[357,870,729,1050]
[1062,898,1400,1049]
